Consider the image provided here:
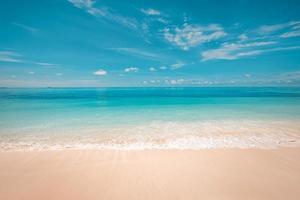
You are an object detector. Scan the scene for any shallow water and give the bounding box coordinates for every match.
[1,87,300,150]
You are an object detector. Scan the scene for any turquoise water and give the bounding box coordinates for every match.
[1,87,300,150]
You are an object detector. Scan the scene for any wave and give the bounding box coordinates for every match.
[1,120,300,151]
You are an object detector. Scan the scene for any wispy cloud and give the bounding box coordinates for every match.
[67,0,137,29]
[124,67,139,72]
[141,8,161,16]
[109,48,161,61]
[258,23,290,34]
[198,20,300,61]
[157,18,169,24]
[257,21,300,35]
[0,50,61,67]
[201,41,300,61]
[0,51,23,63]
[140,8,168,26]
[251,71,300,85]
[12,22,38,33]
[34,62,59,67]
[280,71,300,81]
[201,41,276,61]
[171,61,186,69]
[93,69,107,75]
[163,23,226,50]
[280,29,300,38]
[68,0,94,9]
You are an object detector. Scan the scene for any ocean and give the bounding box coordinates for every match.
[1,87,300,150]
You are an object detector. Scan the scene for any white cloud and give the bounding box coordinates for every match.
[68,0,94,9]
[140,8,168,25]
[165,78,185,85]
[12,23,38,33]
[141,23,149,32]
[124,67,139,72]
[93,69,107,76]
[110,48,161,61]
[201,41,277,61]
[258,24,289,34]
[157,18,168,24]
[254,71,300,85]
[159,66,167,70]
[200,20,300,61]
[257,21,300,34]
[103,12,138,30]
[67,0,137,29]
[163,23,226,50]
[141,8,161,16]
[0,51,60,67]
[238,34,248,41]
[144,79,162,84]
[280,29,300,38]
[0,51,23,63]
[149,67,156,71]
[281,71,300,81]
[171,61,185,69]
[56,73,63,76]
[35,62,58,67]
[29,71,35,75]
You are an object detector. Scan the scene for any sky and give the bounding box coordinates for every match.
[0,0,300,87]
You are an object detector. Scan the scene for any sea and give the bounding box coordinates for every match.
[1,87,300,151]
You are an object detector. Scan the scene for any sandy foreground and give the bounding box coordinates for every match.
[0,148,300,200]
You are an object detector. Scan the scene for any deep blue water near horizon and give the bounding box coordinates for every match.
[1,87,300,150]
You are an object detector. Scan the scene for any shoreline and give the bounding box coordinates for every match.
[1,147,300,200]
[2,119,300,151]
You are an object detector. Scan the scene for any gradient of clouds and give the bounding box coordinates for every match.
[0,51,23,63]
[163,23,226,50]
[67,0,137,29]
[201,41,277,61]
[280,29,300,38]
[257,21,300,35]
[202,42,300,61]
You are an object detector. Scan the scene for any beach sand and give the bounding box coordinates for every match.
[0,148,300,200]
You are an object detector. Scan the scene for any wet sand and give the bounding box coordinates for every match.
[0,148,300,200]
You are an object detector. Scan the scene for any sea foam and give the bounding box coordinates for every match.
[1,120,300,151]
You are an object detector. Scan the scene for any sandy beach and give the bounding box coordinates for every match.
[0,148,300,200]
[1,0,300,198]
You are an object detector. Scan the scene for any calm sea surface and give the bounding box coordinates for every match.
[1,87,300,150]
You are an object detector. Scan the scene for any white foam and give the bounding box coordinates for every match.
[1,120,300,151]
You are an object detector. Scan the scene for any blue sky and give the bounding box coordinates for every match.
[0,0,300,87]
